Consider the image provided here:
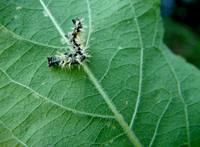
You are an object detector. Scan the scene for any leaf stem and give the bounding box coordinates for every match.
[81,63,142,147]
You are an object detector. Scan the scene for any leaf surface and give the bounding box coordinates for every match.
[0,0,200,146]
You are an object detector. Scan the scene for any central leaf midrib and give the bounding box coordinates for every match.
[83,0,141,145]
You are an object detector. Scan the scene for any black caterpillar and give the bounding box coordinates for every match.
[47,18,89,68]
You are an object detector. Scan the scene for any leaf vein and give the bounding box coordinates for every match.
[99,48,121,82]
[86,0,92,48]
[156,47,191,146]
[0,120,28,147]
[0,67,114,119]
[149,97,172,147]
[26,110,66,143]
[128,0,144,129]
[0,25,67,49]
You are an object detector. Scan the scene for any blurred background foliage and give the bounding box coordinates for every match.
[161,0,200,68]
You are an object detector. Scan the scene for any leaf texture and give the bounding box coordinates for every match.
[0,0,200,146]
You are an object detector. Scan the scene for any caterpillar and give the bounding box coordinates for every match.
[47,50,87,67]
[47,18,89,68]
[67,18,83,50]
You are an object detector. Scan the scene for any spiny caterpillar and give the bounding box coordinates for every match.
[47,18,89,68]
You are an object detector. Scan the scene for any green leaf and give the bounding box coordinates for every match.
[0,0,200,146]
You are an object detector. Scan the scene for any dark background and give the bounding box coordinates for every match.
[161,0,200,68]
